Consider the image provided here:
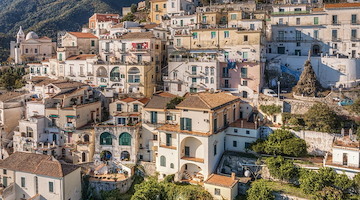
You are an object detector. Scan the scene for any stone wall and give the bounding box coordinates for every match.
[139,161,156,176]
[283,99,317,114]
[90,175,134,194]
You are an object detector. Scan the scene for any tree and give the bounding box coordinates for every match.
[318,168,336,186]
[131,177,164,200]
[281,138,307,157]
[299,169,325,194]
[334,174,353,191]
[349,99,360,115]
[266,156,298,181]
[354,173,360,194]
[304,103,341,133]
[260,104,282,123]
[122,13,136,22]
[166,97,185,109]
[131,4,138,13]
[313,187,344,200]
[247,179,275,200]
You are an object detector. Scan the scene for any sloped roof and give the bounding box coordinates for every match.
[204,174,238,188]
[145,92,177,109]
[51,81,87,89]
[325,3,360,8]
[143,24,159,29]
[120,32,155,40]
[177,92,240,110]
[0,152,79,177]
[68,32,98,39]
[0,92,24,102]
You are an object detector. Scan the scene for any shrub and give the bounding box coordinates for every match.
[266,156,298,181]
[247,179,275,200]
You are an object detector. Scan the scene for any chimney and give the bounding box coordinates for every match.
[241,120,244,128]
[231,172,236,180]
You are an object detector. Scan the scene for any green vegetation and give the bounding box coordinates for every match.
[266,156,298,181]
[247,179,275,200]
[122,13,136,22]
[304,103,341,133]
[313,187,344,200]
[252,179,309,199]
[166,97,185,109]
[259,104,282,116]
[250,129,307,157]
[131,4,138,13]
[349,99,360,115]
[0,67,26,90]
[131,175,213,200]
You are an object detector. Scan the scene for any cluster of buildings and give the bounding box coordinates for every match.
[3,0,360,199]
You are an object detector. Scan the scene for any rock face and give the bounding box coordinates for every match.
[293,60,322,97]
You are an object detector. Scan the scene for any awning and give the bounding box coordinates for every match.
[66,115,76,118]
[49,115,59,118]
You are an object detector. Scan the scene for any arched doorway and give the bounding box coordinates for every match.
[110,67,120,82]
[121,151,130,161]
[100,150,112,161]
[312,44,320,56]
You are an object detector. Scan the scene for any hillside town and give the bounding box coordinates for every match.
[0,0,360,199]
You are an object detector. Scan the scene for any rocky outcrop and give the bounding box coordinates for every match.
[293,60,322,97]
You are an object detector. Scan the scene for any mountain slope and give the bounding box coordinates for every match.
[0,0,139,38]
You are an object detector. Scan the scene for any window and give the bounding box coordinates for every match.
[163,3,166,8]
[180,118,192,131]
[245,142,251,149]
[213,118,217,132]
[213,144,217,156]
[3,169,7,175]
[202,16,207,23]
[332,30,338,40]
[234,129,238,133]
[21,177,25,187]
[351,29,357,39]
[176,39,181,46]
[244,35,248,41]
[119,132,131,146]
[314,17,319,25]
[205,77,209,83]
[133,104,139,112]
[100,132,112,145]
[160,156,166,167]
[233,141,237,147]
[243,52,248,59]
[170,163,174,168]
[295,30,301,41]
[91,40,95,47]
[177,84,181,91]
[243,80,248,86]
[155,4,159,11]
[224,31,229,38]
[25,49,28,53]
[352,14,357,24]
[314,30,318,39]
[151,111,157,124]
[166,133,172,146]
[279,18,283,25]
[210,77,214,84]
[215,188,221,195]
[191,66,197,75]
[210,67,214,75]
[230,14,237,20]
[295,50,301,56]
[332,15,338,24]
[49,182,54,193]
[192,78,196,83]
[166,115,172,121]
[171,2,175,8]
[250,24,255,30]
[34,49,38,54]
[246,130,250,134]
[211,32,216,39]
[296,18,300,25]
[192,32,198,39]
[241,68,247,78]
[117,104,122,111]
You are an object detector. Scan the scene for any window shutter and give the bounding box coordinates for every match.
[186,118,192,131]
[180,118,184,130]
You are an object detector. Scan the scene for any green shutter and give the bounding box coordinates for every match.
[49,182,54,192]
[180,118,184,130]
[186,118,192,131]
[314,17,318,25]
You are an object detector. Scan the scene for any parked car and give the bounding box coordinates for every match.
[263,89,278,97]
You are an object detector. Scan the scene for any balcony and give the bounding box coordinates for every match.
[332,38,341,42]
[163,76,182,83]
[159,144,177,150]
[64,123,75,130]
[185,71,205,78]
[222,73,231,78]
[351,37,360,42]
[129,48,150,53]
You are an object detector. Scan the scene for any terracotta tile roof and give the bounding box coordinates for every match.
[312,7,324,12]
[119,97,137,103]
[51,81,87,89]
[143,24,159,29]
[204,174,238,188]
[68,32,98,39]
[67,54,97,60]
[0,152,79,177]
[120,32,155,40]
[145,92,178,109]
[52,87,87,99]
[34,79,60,87]
[111,23,124,28]
[157,124,211,136]
[177,92,240,110]
[138,98,150,104]
[325,3,360,8]
[0,92,24,102]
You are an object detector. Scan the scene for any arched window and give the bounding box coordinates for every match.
[170,163,174,169]
[100,132,112,145]
[160,156,166,167]
[128,67,140,83]
[205,67,209,75]
[82,152,86,162]
[210,77,214,84]
[205,77,209,84]
[119,132,131,146]
[97,66,107,77]
[210,67,214,75]
[83,134,90,142]
[110,67,120,82]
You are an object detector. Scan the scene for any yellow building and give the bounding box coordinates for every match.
[149,0,168,24]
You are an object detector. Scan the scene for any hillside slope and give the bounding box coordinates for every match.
[0,0,139,38]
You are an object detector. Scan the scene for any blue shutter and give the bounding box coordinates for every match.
[180,118,185,130]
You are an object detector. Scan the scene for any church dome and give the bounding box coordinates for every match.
[25,31,39,40]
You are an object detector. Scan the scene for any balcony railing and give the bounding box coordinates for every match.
[332,38,341,42]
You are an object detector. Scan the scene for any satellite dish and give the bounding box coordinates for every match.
[244,170,251,177]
